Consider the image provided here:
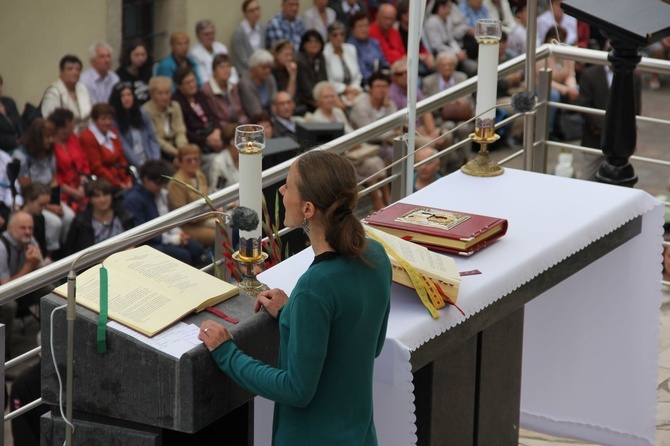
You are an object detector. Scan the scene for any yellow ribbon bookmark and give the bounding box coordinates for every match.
[367,231,445,319]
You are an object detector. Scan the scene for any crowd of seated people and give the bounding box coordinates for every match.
[1,0,668,370]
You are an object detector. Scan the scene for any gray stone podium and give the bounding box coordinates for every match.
[40,290,279,445]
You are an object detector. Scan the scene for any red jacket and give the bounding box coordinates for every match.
[79,126,131,187]
[369,23,406,65]
[54,133,91,210]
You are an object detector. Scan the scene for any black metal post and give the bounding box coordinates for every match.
[596,35,641,186]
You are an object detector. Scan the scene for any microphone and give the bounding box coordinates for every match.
[510,91,537,114]
[228,206,259,231]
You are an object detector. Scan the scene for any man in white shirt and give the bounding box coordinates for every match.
[303,0,337,41]
[536,0,577,46]
[188,20,240,85]
[80,42,120,104]
[0,211,50,357]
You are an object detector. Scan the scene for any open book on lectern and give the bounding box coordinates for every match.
[364,224,461,304]
[54,245,239,337]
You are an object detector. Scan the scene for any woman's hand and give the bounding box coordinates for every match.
[343,87,360,104]
[179,232,191,246]
[24,244,42,267]
[199,320,234,351]
[71,185,86,201]
[566,86,579,103]
[286,60,298,76]
[255,288,288,318]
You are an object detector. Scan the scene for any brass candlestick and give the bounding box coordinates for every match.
[234,124,269,297]
[460,122,504,177]
[461,19,504,177]
[231,219,270,297]
[233,223,269,297]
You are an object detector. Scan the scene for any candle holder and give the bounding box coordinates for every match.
[461,124,504,177]
[232,251,269,297]
[462,19,504,177]
[234,124,270,297]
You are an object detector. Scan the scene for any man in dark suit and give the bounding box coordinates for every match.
[578,47,642,181]
[271,91,299,141]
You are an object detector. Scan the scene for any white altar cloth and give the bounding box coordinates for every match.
[255,169,663,446]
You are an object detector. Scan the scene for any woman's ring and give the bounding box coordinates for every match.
[204,328,209,333]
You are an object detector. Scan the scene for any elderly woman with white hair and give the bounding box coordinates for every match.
[237,49,278,117]
[308,81,352,132]
[142,76,189,161]
[308,81,389,211]
[323,21,363,107]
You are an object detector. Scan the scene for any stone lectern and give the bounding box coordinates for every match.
[40,292,279,445]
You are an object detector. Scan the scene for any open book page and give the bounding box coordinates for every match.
[364,225,461,289]
[103,245,237,311]
[55,246,238,336]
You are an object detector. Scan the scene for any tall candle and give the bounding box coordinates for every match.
[236,125,265,260]
[474,19,502,134]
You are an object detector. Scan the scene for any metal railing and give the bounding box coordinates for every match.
[2,43,670,430]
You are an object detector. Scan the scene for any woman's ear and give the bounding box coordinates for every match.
[303,201,316,220]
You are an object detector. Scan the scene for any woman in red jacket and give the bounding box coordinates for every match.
[47,108,91,211]
[79,103,132,192]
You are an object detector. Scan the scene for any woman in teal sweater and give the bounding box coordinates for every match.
[199,151,392,445]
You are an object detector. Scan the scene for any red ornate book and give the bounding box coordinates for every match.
[363,203,508,256]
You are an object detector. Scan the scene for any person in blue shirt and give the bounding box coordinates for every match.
[266,0,307,51]
[460,0,491,29]
[199,151,392,446]
[155,32,202,91]
[346,11,388,87]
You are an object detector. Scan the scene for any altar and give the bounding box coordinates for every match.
[256,168,662,446]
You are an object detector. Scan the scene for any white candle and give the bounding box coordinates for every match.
[238,143,262,242]
[475,43,499,123]
[236,125,265,258]
[474,19,502,130]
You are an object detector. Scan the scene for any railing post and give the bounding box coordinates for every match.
[391,135,409,203]
[523,0,539,173]
[1,323,5,443]
[534,68,553,173]
[523,111,537,172]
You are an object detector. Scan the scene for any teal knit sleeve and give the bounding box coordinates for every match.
[375,299,390,358]
[210,289,331,408]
